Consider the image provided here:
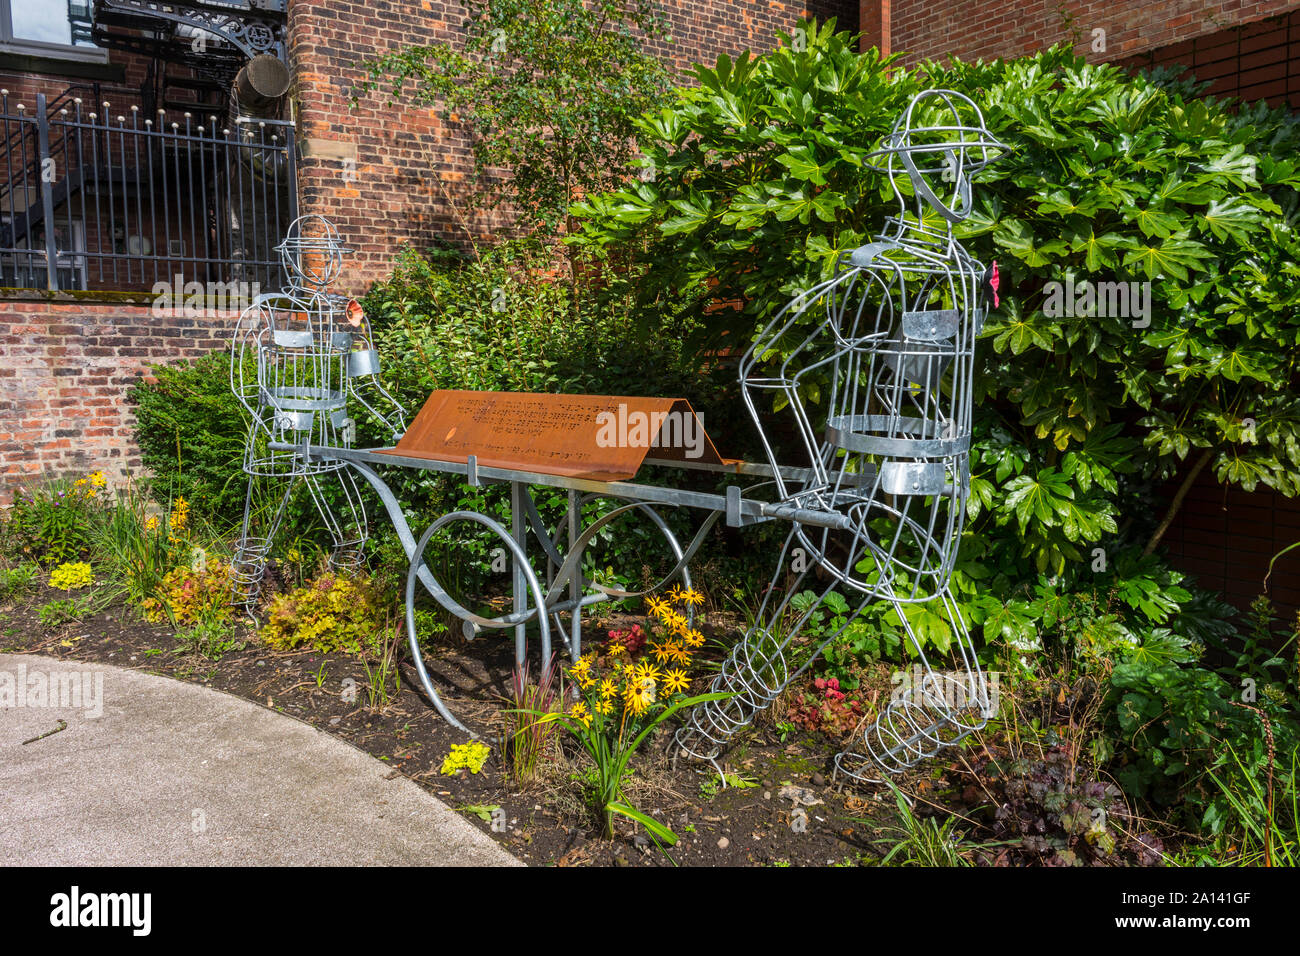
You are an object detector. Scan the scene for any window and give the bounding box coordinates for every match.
[0,1,106,62]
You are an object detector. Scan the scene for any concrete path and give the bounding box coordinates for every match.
[0,653,519,866]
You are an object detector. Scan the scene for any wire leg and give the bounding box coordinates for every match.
[230,474,295,614]
[834,581,990,782]
[675,527,818,763]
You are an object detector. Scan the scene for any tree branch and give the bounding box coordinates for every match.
[1142,449,1213,557]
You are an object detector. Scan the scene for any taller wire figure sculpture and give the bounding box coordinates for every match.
[229,215,406,612]
[676,90,1007,780]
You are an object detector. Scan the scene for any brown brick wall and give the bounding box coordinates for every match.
[0,299,234,496]
[860,0,1300,64]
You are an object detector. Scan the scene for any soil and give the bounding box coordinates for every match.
[0,581,914,867]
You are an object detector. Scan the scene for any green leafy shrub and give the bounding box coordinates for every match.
[1104,596,1298,838]
[37,593,100,629]
[0,563,39,601]
[362,240,720,422]
[175,618,246,661]
[5,474,105,566]
[260,573,383,655]
[129,353,251,527]
[572,25,1300,597]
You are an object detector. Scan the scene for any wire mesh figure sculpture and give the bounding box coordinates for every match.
[229,215,406,611]
[676,90,1007,780]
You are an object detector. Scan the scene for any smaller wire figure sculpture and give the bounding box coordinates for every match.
[229,215,405,611]
[676,90,1007,780]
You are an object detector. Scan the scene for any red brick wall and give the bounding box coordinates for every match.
[1120,9,1300,109]
[0,299,234,495]
[290,0,858,290]
[1160,470,1300,621]
[860,0,1300,64]
[0,47,212,114]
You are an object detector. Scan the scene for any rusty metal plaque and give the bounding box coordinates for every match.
[375,390,732,480]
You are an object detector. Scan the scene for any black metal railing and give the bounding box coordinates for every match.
[0,88,296,293]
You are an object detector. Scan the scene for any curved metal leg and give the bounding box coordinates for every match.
[343,460,444,600]
[404,510,553,731]
[568,494,700,646]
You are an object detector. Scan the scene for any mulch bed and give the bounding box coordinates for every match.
[1,582,912,867]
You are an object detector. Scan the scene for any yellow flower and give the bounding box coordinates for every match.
[145,515,159,532]
[624,677,656,716]
[598,678,616,700]
[683,628,705,648]
[569,656,593,685]
[650,640,674,664]
[90,471,106,488]
[679,586,704,607]
[633,660,661,684]
[570,700,592,729]
[661,609,689,633]
[662,669,690,696]
[645,595,670,619]
[607,641,625,656]
[665,641,690,665]
[595,697,614,716]
[169,497,190,534]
